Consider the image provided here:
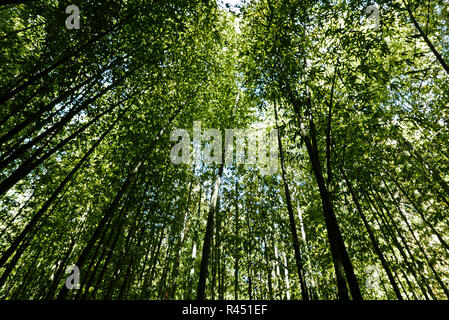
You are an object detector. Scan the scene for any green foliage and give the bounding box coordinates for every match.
[0,0,448,300]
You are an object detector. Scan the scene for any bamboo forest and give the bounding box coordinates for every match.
[0,0,448,301]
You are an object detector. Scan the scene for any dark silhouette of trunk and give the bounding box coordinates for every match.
[0,13,134,106]
[391,175,449,252]
[0,21,45,41]
[117,220,149,299]
[340,167,403,300]
[0,186,37,236]
[234,181,239,300]
[363,185,434,299]
[0,68,130,174]
[0,57,122,147]
[405,3,449,76]
[57,105,182,299]
[382,177,449,299]
[0,84,121,197]
[95,188,159,299]
[115,204,149,299]
[45,238,79,299]
[196,164,223,300]
[104,210,143,299]
[157,226,175,300]
[10,251,40,299]
[370,184,438,299]
[84,194,141,299]
[196,92,239,300]
[363,190,419,300]
[284,85,362,300]
[0,109,125,273]
[0,84,43,128]
[274,101,309,300]
[139,223,166,299]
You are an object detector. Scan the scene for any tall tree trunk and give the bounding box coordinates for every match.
[405,3,449,76]
[363,186,433,299]
[57,105,182,299]
[0,13,134,106]
[196,164,223,299]
[284,86,362,299]
[340,167,403,300]
[234,181,240,300]
[0,109,125,272]
[169,179,194,299]
[391,175,449,252]
[295,193,318,299]
[196,92,239,299]
[274,102,309,300]
[382,177,449,298]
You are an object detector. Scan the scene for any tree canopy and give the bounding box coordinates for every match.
[0,0,448,300]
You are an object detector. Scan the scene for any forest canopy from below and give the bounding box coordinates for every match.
[0,0,448,300]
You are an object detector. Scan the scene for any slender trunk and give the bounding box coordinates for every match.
[57,105,182,300]
[0,85,122,197]
[263,236,274,299]
[169,179,194,299]
[405,3,449,75]
[391,175,449,252]
[196,92,239,299]
[340,167,403,299]
[285,87,361,299]
[0,58,121,147]
[371,184,437,299]
[382,178,449,298]
[364,191,419,300]
[0,110,124,271]
[0,13,134,106]
[234,181,239,300]
[196,164,223,299]
[274,102,309,300]
[139,223,166,299]
[363,186,433,299]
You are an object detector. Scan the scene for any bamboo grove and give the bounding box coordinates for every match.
[0,0,448,300]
